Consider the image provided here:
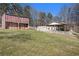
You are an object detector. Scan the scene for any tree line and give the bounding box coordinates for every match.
[0,3,54,26]
[0,3,79,32]
[59,4,79,32]
[0,3,61,26]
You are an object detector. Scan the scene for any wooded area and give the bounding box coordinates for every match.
[0,3,79,32]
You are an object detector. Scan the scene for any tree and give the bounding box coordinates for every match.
[72,4,79,25]
[23,6,31,18]
[38,12,47,26]
[0,3,23,16]
[0,3,10,16]
[53,16,61,22]
[70,4,79,32]
[23,6,34,26]
[0,3,10,24]
[59,4,79,32]
[30,8,39,27]
[47,12,53,24]
[9,3,23,16]
[59,5,70,23]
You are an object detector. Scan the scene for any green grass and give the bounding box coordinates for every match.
[0,29,79,56]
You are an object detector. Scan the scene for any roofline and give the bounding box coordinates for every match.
[5,14,29,19]
[47,22,67,26]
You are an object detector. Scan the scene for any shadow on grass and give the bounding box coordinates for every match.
[0,33,32,42]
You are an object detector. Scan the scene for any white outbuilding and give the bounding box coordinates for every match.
[36,22,68,32]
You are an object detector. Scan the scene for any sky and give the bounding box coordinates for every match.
[20,3,73,16]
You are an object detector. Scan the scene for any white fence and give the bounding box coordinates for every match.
[36,26,74,35]
[36,26,50,32]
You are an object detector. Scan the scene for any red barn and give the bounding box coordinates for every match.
[1,14,29,29]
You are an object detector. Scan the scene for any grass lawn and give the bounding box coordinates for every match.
[0,29,79,56]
